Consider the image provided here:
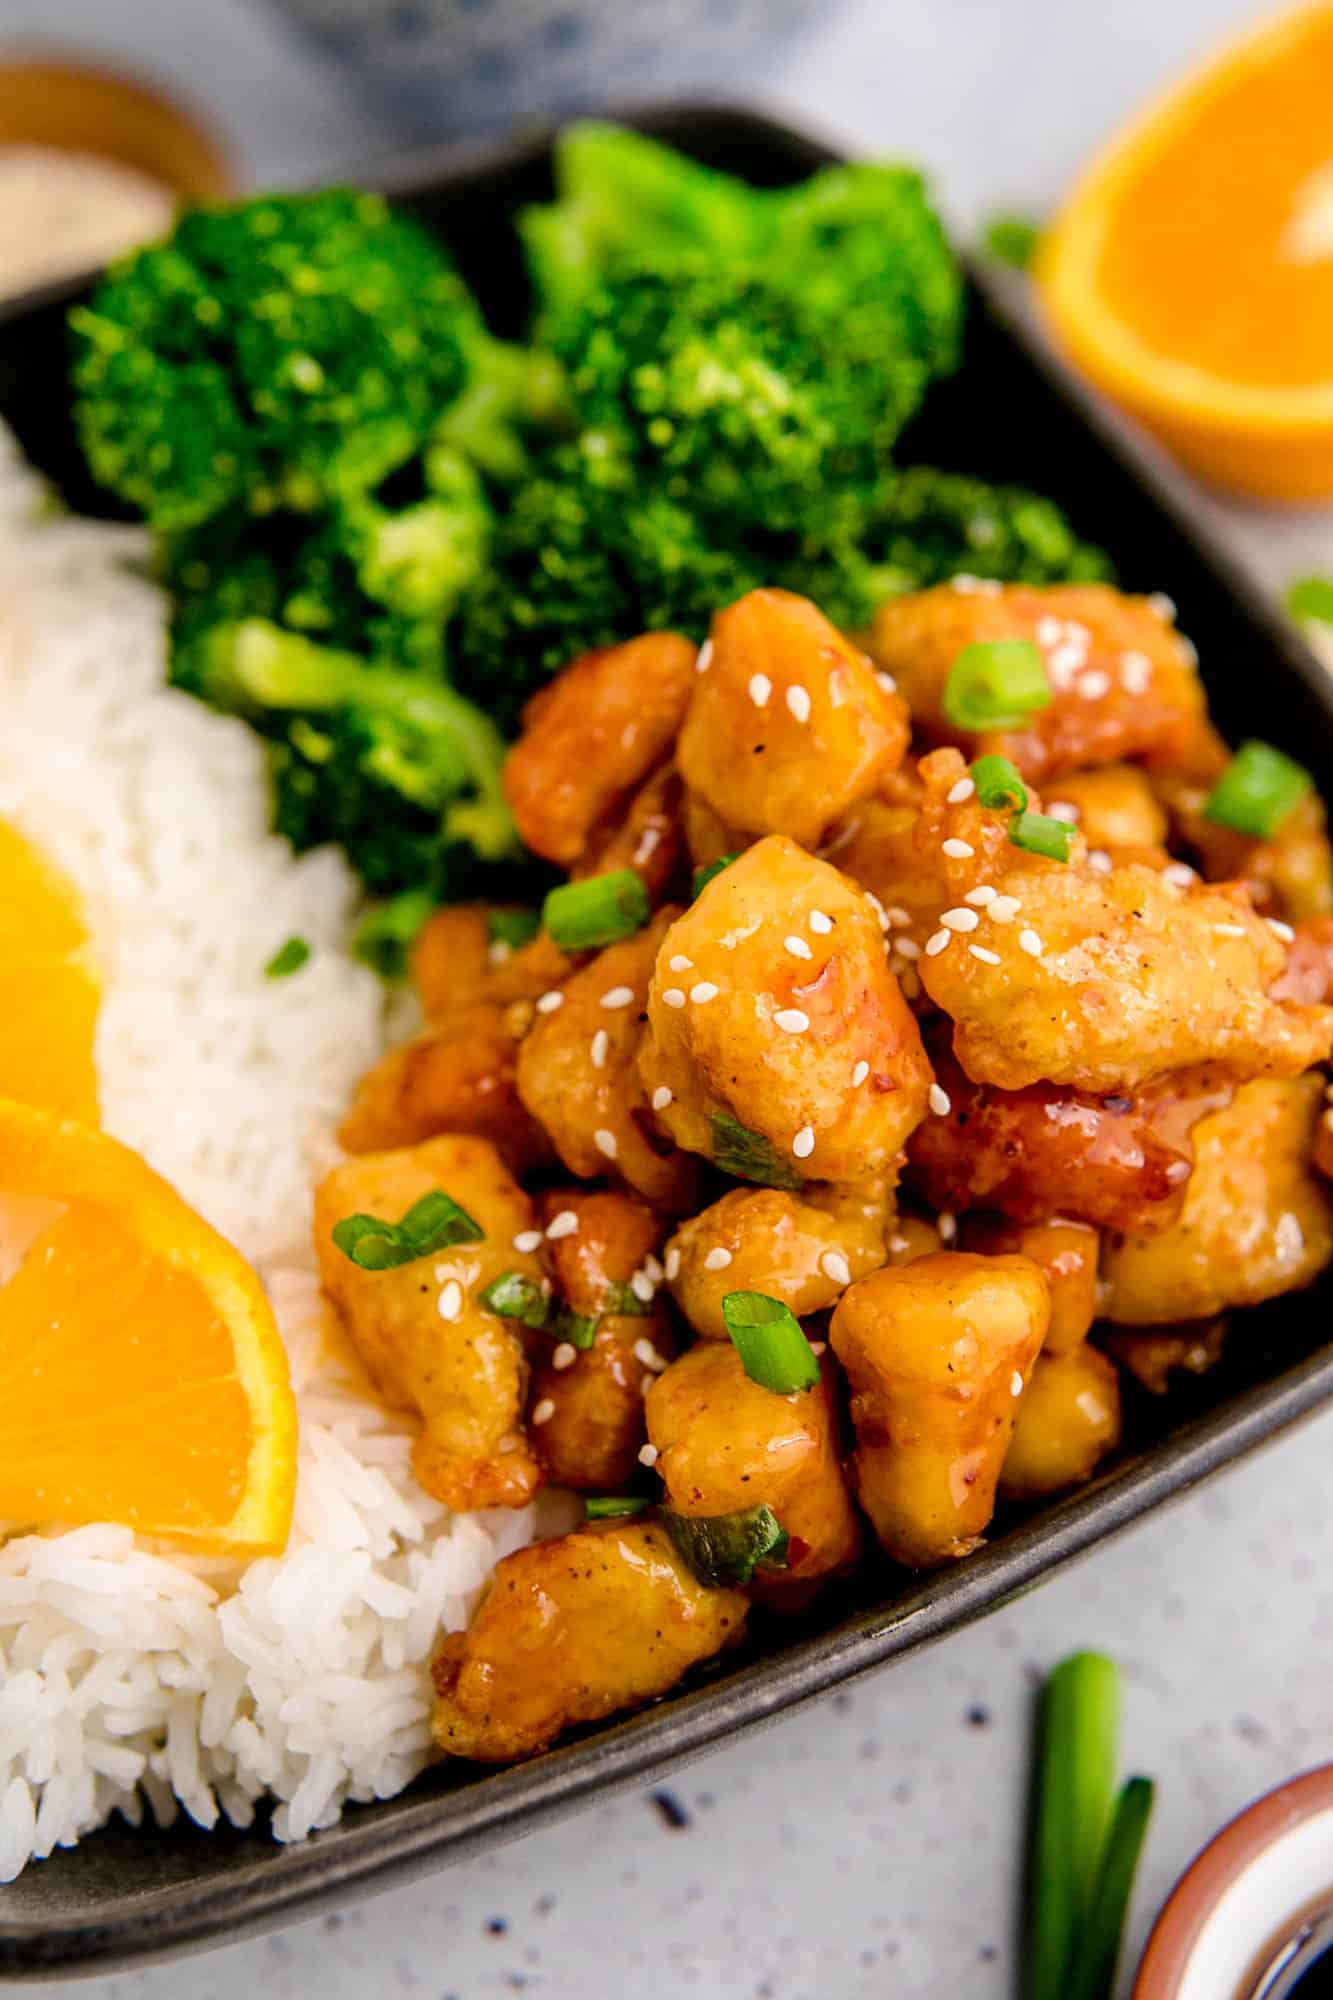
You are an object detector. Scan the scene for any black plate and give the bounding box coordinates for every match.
[3,103,1332,1982]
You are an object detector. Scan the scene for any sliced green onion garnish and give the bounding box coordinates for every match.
[1065,1776,1155,2000]
[1204,739,1312,838]
[1009,809,1073,862]
[983,214,1042,271]
[480,1271,599,1350]
[1287,575,1333,627]
[487,907,541,950]
[265,935,310,978]
[711,1111,800,1190]
[663,1504,790,1588]
[1026,1652,1120,2000]
[722,1291,821,1395]
[942,640,1051,731]
[351,887,436,980]
[332,1189,484,1271]
[692,853,741,899]
[585,1494,651,1520]
[970,754,1028,812]
[542,869,649,951]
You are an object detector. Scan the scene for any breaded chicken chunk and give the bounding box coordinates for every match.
[664,1181,890,1340]
[314,1135,544,1511]
[959,1217,1099,1356]
[999,1345,1121,1500]
[430,1521,747,1761]
[338,1004,551,1171]
[639,836,933,1184]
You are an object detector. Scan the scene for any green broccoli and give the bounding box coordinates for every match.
[71,189,481,532]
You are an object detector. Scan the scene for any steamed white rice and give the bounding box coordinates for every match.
[0,429,554,1882]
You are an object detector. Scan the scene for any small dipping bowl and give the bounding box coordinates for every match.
[1134,1765,1333,1999]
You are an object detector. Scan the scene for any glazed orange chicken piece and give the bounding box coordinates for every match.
[430,1520,748,1762]
[337,1003,551,1172]
[664,1182,889,1340]
[906,1029,1231,1236]
[830,1252,1049,1568]
[868,581,1207,783]
[678,588,909,849]
[1101,1321,1228,1395]
[502,631,697,867]
[959,1216,1099,1356]
[919,856,1333,1093]
[574,763,689,902]
[999,1344,1121,1500]
[645,1343,863,1607]
[526,1189,675,1491]
[1044,763,1170,864]
[314,1135,544,1511]
[412,905,572,1020]
[639,836,933,1184]
[516,911,701,1214]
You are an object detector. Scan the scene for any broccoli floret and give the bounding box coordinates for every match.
[72,189,480,532]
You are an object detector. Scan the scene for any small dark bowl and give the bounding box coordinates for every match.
[2,104,1332,1982]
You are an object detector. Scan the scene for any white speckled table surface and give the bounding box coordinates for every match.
[3,0,1331,1993]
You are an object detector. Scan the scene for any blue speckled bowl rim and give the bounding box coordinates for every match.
[2,100,1333,1981]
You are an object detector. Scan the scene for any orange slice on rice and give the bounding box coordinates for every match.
[0,820,100,1121]
[1036,1,1333,499]
[0,1098,296,1554]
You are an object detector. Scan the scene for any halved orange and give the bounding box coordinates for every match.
[0,820,100,1121]
[1036,1,1333,499]
[0,1098,297,1554]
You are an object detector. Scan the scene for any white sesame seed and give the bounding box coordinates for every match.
[668,954,693,973]
[888,1234,910,1254]
[1036,616,1063,646]
[600,985,635,1009]
[925,929,951,957]
[896,937,921,960]
[1088,850,1113,874]
[969,944,1002,964]
[785,934,814,960]
[1120,650,1152,694]
[552,1342,577,1371]
[536,989,564,1014]
[821,1250,852,1286]
[546,1210,579,1240]
[512,1229,543,1254]
[1078,669,1111,700]
[498,1436,519,1454]
[929,1083,952,1117]
[641,1373,656,1396]
[1275,1211,1305,1261]
[532,1398,556,1426]
[1268,919,1296,943]
[665,1246,681,1281]
[1049,641,1087,681]
[1149,593,1176,622]
[1213,923,1247,938]
[748,672,772,707]
[638,1444,659,1468]
[594,1128,619,1159]
[988,895,1022,923]
[696,637,714,673]
[886,906,912,927]
[876,671,898,695]
[852,1059,870,1086]
[590,1028,609,1069]
[947,778,976,805]
[633,825,662,865]
[966,884,998,906]
[651,1085,674,1111]
[937,1211,957,1243]
[1163,862,1196,888]
[1019,929,1044,957]
[1010,1371,1024,1398]
[809,910,833,934]
[438,1280,463,1322]
[792,1125,816,1159]
[809,1340,827,1358]
[630,1271,656,1303]
[662,988,686,1009]
[703,1246,733,1272]
[488,939,512,965]
[786,684,812,723]
[866,891,891,933]
[644,1253,665,1283]
[775,1008,810,1034]
[942,838,975,859]
[1047,800,1079,823]
[941,906,980,932]
[690,981,719,1004]
[633,1337,668,1372]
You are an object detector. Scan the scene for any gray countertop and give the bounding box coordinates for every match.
[4,1,1331,1993]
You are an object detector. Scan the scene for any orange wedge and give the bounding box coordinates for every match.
[0,820,100,1121]
[0,1098,296,1554]
[1036,1,1333,499]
